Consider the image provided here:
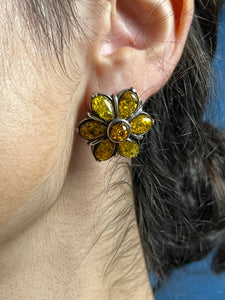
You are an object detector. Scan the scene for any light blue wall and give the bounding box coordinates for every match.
[207,4,225,129]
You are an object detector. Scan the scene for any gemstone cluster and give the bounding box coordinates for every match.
[77,87,153,161]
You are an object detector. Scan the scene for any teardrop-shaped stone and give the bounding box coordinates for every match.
[119,140,139,158]
[130,114,152,135]
[93,138,116,161]
[79,120,107,141]
[118,91,139,119]
[91,95,114,122]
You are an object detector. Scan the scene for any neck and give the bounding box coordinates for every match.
[0,144,153,300]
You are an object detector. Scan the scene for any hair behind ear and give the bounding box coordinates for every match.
[195,0,223,58]
[132,0,225,280]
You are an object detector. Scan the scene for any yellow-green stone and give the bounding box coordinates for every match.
[118,91,138,119]
[119,140,139,158]
[91,95,114,122]
[109,122,129,142]
[94,138,116,161]
[130,114,152,135]
[79,120,107,140]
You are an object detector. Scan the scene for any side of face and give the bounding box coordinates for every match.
[0,1,92,230]
[0,0,193,236]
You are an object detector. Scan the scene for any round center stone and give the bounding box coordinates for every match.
[109,122,130,143]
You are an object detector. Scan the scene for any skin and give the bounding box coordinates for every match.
[0,0,193,299]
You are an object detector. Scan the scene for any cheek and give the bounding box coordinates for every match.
[0,85,66,228]
[0,1,90,231]
[0,54,84,230]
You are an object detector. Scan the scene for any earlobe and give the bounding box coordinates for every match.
[85,0,194,102]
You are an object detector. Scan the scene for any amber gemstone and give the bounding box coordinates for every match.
[119,140,139,158]
[130,114,152,135]
[118,91,139,119]
[109,122,130,142]
[91,95,114,122]
[93,138,116,161]
[79,120,107,140]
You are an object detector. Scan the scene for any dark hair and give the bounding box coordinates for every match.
[18,0,225,285]
[132,0,225,282]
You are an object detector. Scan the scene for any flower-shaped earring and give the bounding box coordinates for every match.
[77,87,154,161]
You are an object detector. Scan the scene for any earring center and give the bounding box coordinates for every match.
[108,120,130,143]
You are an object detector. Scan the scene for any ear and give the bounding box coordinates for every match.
[85,0,194,103]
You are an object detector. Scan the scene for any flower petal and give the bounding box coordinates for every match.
[130,114,153,135]
[78,119,107,141]
[91,95,114,122]
[119,140,139,158]
[118,90,139,119]
[93,138,116,161]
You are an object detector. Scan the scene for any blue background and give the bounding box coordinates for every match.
[150,4,225,299]
[206,3,225,129]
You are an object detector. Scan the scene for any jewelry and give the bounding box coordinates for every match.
[77,87,154,161]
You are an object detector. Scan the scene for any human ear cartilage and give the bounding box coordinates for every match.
[77,87,154,161]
